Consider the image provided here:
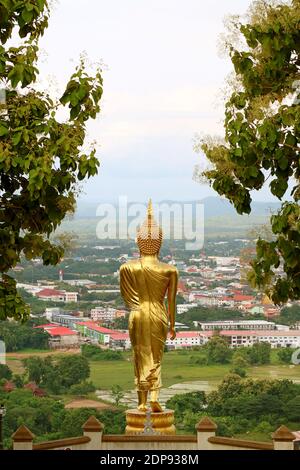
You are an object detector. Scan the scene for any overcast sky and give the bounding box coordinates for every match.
[38,0,277,203]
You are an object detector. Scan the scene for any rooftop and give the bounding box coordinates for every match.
[200,330,300,337]
[42,326,78,337]
[77,322,114,334]
[36,288,64,297]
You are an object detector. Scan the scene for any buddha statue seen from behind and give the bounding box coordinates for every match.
[120,200,178,413]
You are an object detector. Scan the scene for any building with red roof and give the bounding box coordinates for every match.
[233,294,254,303]
[35,288,78,303]
[75,322,131,349]
[37,324,79,349]
[36,288,65,302]
[177,280,188,294]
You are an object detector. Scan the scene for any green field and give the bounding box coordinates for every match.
[6,349,300,392]
[89,350,300,391]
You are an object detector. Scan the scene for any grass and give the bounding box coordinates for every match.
[8,348,50,354]
[89,350,300,391]
[6,349,300,391]
[235,431,273,442]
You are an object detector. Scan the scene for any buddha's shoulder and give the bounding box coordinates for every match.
[120,260,140,271]
[157,261,178,273]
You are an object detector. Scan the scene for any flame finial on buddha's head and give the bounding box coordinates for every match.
[137,199,163,255]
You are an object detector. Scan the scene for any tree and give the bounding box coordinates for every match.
[207,374,300,422]
[181,306,243,325]
[111,384,124,407]
[230,352,250,377]
[196,0,300,304]
[248,342,271,365]
[279,305,300,325]
[69,381,95,396]
[81,344,123,361]
[23,354,90,393]
[12,374,24,388]
[277,347,294,364]
[205,334,232,364]
[0,320,48,351]
[113,314,129,330]
[0,363,12,380]
[284,395,300,421]
[166,391,206,418]
[23,356,51,384]
[56,355,90,388]
[0,1,103,321]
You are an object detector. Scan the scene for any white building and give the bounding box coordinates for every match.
[110,331,131,350]
[189,293,218,307]
[64,292,78,303]
[195,320,278,331]
[177,303,198,315]
[166,331,205,349]
[208,256,239,266]
[44,307,62,321]
[200,330,300,349]
[90,307,117,322]
[51,313,90,329]
[212,287,229,295]
[64,279,97,287]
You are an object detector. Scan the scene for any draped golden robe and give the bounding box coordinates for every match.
[120,259,178,391]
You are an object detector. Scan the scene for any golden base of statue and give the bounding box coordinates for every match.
[125,409,176,435]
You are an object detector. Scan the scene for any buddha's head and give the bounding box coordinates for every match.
[137,199,163,255]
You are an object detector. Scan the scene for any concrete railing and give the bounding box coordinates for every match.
[11,415,296,451]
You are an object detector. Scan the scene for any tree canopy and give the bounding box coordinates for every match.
[23,354,90,393]
[0,387,125,448]
[196,0,300,304]
[204,334,233,364]
[0,0,103,321]
[0,318,48,351]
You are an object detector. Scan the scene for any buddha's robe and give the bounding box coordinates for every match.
[120,259,178,391]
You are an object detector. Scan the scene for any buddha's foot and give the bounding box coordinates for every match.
[138,404,148,412]
[150,401,163,413]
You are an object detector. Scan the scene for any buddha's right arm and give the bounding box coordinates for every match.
[120,264,138,308]
[120,265,130,304]
[167,269,178,331]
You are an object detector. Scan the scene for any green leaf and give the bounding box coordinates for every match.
[8,64,24,88]
[26,2,34,11]
[0,122,8,136]
[12,131,22,146]
[234,148,243,157]
[285,133,297,147]
[248,166,258,177]
[22,7,34,23]
[278,156,289,170]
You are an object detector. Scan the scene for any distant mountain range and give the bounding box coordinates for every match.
[74,197,281,219]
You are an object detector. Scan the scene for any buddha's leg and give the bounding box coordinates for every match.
[137,391,148,412]
[148,340,164,412]
[148,314,167,412]
[150,389,163,412]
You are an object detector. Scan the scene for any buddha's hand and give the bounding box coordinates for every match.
[169,327,176,340]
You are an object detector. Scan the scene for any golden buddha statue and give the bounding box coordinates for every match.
[120,200,178,414]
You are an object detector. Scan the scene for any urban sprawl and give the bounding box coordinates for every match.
[14,239,300,352]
